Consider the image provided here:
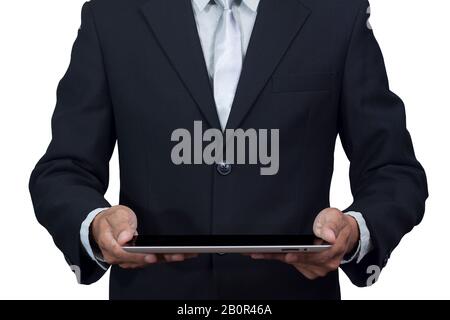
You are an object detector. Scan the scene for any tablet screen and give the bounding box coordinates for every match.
[126,235,328,247]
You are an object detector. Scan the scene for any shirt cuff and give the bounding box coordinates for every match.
[80,207,110,271]
[342,211,374,264]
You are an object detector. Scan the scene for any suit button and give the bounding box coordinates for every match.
[216,162,232,176]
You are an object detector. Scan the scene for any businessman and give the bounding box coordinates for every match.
[30,0,428,299]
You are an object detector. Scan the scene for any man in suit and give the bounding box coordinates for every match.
[30,0,428,299]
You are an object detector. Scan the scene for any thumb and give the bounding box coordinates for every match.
[110,206,138,245]
[117,229,134,245]
[313,208,343,244]
[317,227,336,244]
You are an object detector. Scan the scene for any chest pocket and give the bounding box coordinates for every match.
[272,73,334,93]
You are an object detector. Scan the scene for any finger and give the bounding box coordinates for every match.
[295,262,331,278]
[158,253,199,263]
[284,252,331,266]
[163,254,173,262]
[284,252,313,264]
[119,263,145,269]
[250,253,286,261]
[171,254,185,261]
[293,264,318,280]
[163,254,185,262]
[118,260,157,269]
[307,265,330,278]
[109,251,156,265]
[102,236,157,265]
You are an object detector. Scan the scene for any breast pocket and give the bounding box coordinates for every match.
[272,73,334,94]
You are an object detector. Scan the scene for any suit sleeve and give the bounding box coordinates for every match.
[338,1,428,287]
[29,2,115,285]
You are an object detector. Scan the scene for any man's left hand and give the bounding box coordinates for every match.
[249,208,360,280]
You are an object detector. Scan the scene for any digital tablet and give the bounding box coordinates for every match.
[122,235,331,254]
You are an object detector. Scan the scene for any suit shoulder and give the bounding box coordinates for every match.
[299,0,368,14]
[86,0,145,13]
[299,0,369,28]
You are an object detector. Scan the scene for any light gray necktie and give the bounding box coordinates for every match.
[213,0,243,130]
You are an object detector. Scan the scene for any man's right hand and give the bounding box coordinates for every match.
[91,205,198,269]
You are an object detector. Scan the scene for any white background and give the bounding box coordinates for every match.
[0,0,449,300]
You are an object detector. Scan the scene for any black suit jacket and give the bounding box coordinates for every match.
[30,0,428,300]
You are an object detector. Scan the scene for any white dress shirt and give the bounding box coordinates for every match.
[80,0,373,270]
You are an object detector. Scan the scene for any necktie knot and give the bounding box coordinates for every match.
[215,0,234,10]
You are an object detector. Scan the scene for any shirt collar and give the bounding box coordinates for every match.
[193,0,211,12]
[242,0,260,12]
[193,0,260,13]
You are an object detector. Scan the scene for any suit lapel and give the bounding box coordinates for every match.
[140,0,311,131]
[140,0,221,129]
[225,0,311,130]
